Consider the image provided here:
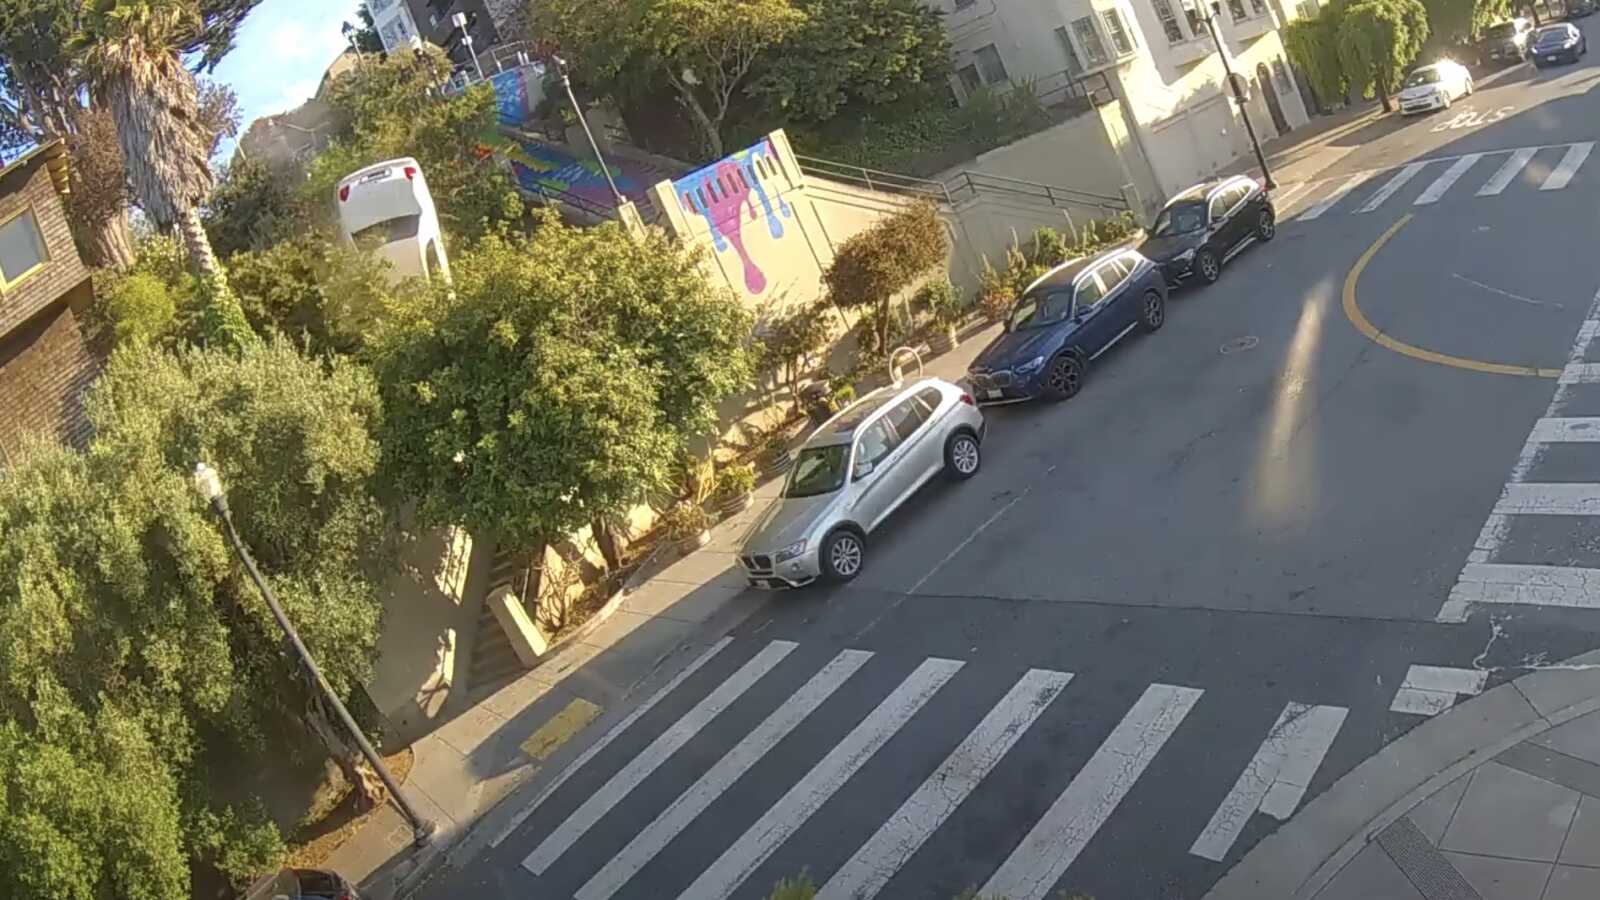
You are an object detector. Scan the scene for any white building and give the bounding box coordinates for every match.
[933,0,1313,205]
[365,0,422,54]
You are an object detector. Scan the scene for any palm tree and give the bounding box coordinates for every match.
[76,0,221,277]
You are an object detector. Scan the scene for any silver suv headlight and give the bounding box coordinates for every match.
[774,540,807,563]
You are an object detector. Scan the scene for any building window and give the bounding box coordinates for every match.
[1227,0,1249,20]
[1054,26,1085,74]
[1101,8,1136,53]
[1249,0,1269,15]
[1073,16,1110,66]
[974,43,1010,84]
[1273,58,1294,93]
[958,64,983,94]
[1151,0,1187,43]
[0,208,49,289]
[367,0,395,12]
[1294,0,1320,16]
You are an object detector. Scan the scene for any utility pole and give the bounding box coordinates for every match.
[1192,0,1277,189]
[553,55,628,211]
[452,12,485,81]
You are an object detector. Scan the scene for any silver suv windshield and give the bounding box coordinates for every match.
[784,445,849,498]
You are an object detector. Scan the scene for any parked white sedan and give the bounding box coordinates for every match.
[1397,61,1474,115]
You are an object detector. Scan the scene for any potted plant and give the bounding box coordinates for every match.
[663,502,713,551]
[917,279,962,353]
[759,428,793,480]
[975,259,1012,324]
[713,462,757,516]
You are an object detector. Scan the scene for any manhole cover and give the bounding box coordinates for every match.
[1221,336,1259,355]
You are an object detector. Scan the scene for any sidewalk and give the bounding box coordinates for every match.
[1208,649,1600,900]
[323,322,1001,899]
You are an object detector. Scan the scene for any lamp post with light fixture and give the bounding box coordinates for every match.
[552,54,628,211]
[190,462,435,848]
[451,12,485,81]
[1188,0,1277,189]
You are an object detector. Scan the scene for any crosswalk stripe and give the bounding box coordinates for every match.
[522,639,797,875]
[1477,147,1537,195]
[676,657,964,900]
[1563,363,1600,384]
[1454,562,1600,609]
[818,669,1075,900]
[1541,142,1592,190]
[1390,687,1457,716]
[1295,172,1369,220]
[1413,154,1482,205]
[1492,482,1600,516]
[1530,418,1600,443]
[981,683,1203,900]
[1190,702,1347,862]
[490,637,735,849]
[1358,162,1429,212]
[1401,665,1488,695]
[1272,181,1314,209]
[575,649,874,900]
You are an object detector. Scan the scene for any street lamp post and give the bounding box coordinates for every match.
[1194,0,1277,189]
[191,462,435,849]
[341,21,367,71]
[451,13,485,81]
[552,55,628,211]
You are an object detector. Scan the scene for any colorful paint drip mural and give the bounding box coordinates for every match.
[671,139,793,295]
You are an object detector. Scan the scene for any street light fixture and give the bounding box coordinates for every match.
[451,12,485,81]
[552,54,629,212]
[340,21,366,71]
[1189,0,1277,189]
[190,462,435,848]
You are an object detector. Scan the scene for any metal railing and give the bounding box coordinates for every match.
[1034,69,1117,113]
[793,154,1128,214]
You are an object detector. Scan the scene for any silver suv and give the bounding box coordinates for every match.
[738,378,986,588]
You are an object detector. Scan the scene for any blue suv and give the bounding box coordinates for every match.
[967,248,1168,404]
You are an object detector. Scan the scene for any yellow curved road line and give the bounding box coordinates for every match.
[1342,213,1563,379]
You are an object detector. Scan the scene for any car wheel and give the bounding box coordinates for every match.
[944,431,981,480]
[1138,290,1165,333]
[1465,76,1475,95]
[1195,248,1222,284]
[1043,353,1084,401]
[1256,208,1276,242]
[821,529,864,582]
[1442,91,1452,108]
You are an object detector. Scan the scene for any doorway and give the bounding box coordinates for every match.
[1257,63,1290,136]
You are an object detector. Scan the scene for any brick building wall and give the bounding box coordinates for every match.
[0,144,99,460]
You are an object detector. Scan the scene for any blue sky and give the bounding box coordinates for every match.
[210,0,367,157]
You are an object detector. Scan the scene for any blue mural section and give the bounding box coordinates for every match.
[506,139,680,212]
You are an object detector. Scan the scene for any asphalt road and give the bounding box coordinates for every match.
[422,23,1600,900]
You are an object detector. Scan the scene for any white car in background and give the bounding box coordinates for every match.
[336,157,451,285]
[1397,61,1474,115]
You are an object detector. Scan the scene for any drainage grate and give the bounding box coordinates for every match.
[1373,815,1482,900]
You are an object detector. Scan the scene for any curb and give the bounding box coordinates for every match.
[1206,646,1600,900]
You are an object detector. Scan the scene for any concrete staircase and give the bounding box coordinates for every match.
[466,545,538,702]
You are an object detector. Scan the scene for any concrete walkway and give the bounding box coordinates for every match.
[1209,649,1600,900]
[326,324,1001,899]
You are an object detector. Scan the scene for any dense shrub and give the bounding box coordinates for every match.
[823,201,948,351]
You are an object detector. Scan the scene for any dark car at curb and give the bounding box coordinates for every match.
[1531,23,1587,65]
[1569,0,1596,18]
[1137,176,1276,287]
[1475,18,1534,65]
[966,248,1168,405]
[242,867,360,900]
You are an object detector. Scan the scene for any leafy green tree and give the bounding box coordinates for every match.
[376,214,751,558]
[532,0,804,159]
[0,337,388,898]
[1338,0,1430,111]
[203,156,315,259]
[304,46,523,244]
[822,200,948,353]
[746,0,950,125]
[1283,12,1348,110]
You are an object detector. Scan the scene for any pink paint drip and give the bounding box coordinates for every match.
[700,161,766,294]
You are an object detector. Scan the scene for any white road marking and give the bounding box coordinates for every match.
[521,640,796,875]
[1390,687,1457,716]
[819,669,1074,900]
[1296,172,1370,220]
[1190,703,1347,862]
[1451,272,1559,308]
[1477,147,1537,195]
[1414,153,1482,204]
[1541,141,1592,190]
[982,684,1202,900]
[1453,562,1600,609]
[1530,418,1600,442]
[675,657,964,900]
[1561,363,1600,384]
[490,636,735,848]
[1358,162,1430,212]
[908,491,1027,594]
[1400,665,1488,695]
[576,649,873,900]
[1492,483,1600,516]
